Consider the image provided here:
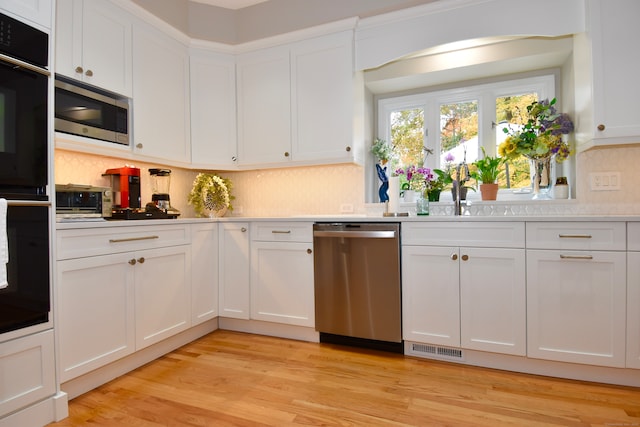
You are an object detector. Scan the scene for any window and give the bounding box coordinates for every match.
[375,75,561,201]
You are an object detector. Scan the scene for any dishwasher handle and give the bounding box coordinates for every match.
[313,230,396,239]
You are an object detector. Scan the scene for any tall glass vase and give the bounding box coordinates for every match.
[527,155,553,200]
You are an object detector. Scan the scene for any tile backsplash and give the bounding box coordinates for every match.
[55,144,639,218]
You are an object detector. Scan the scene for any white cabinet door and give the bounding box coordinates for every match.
[527,249,627,367]
[402,245,460,347]
[250,241,314,327]
[291,31,358,163]
[132,22,190,163]
[460,247,526,356]
[218,223,250,319]
[135,245,191,349]
[0,0,52,28]
[55,0,132,96]
[0,331,55,417]
[190,49,237,169]
[627,251,640,369]
[236,45,291,166]
[57,252,135,382]
[575,0,640,150]
[191,223,219,325]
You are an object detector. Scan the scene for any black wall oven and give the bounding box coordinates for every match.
[0,12,51,336]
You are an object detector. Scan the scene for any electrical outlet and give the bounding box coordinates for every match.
[340,203,354,213]
[589,172,621,191]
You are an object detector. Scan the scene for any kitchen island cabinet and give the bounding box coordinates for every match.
[402,222,526,356]
[526,222,627,368]
[55,0,132,96]
[250,222,314,327]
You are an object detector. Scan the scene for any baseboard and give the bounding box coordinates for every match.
[61,319,218,400]
[218,318,319,343]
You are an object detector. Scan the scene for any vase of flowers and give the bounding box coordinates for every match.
[188,173,234,217]
[498,98,574,199]
[395,165,430,202]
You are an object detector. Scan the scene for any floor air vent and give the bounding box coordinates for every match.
[408,342,464,361]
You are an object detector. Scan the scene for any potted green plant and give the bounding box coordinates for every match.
[471,148,504,201]
[188,173,234,217]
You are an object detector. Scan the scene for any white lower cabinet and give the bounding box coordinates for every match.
[56,225,191,382]
[626,223,640,369]
[402,222,526,356]
[0,330,56,417]
[250,222,314,327]
[526,222,627,368]
[191,223,219,325]
[218,222,250,319]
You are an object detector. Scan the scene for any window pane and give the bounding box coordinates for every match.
[439,100,478,166]
[495,93,537,189]
[389,108,424,177]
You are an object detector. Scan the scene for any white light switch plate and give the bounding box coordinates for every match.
[589,172,621,191]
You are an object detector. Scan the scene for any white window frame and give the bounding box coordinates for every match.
[374,74,560,202]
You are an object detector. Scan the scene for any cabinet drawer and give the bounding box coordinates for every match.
[628,222,640,251]
[402,222,525,248]
[57,224,190,260]
[526,222,625,250]
[251,222,313,242]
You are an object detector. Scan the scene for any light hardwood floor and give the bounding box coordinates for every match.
[49,330,640,426]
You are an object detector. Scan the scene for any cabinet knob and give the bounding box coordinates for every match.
[231,156,237,162]
[241,227,247,232]
[137,257,145,264]
[85,69,93,77]
[450,253,458,261]
[128,259,137,265]
[136,143,143,149]
[461,254,469,261]
[597,124,606,131]
[284,152,290,157]
[345,146,351,152]
[75,66,83,73]
[307,248,312,254]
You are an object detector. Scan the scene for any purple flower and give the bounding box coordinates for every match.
[445,153,455,163]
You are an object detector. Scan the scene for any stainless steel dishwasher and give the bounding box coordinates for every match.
[313,222,402,353]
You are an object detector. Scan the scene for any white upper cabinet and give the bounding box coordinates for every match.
[55,0,132,96]
[291,31,361,164]
[236,25,362,168]
[0,0,52,29]
[236,45,291,166]
[574,0,640,150]
[190,48,237,169]
[132,20,191,164]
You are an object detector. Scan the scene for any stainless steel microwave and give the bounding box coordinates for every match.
[54,75,130,145]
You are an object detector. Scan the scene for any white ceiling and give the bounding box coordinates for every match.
[191,0,269,9]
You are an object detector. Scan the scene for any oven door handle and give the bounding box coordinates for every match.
[6,200,51,207]
[0,53,50,77]
[313,230,396,239]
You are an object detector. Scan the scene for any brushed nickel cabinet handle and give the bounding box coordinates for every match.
[558,234,592,239]
[110,235,159,243]
[560,254,594,260]
[271,230,291,234]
